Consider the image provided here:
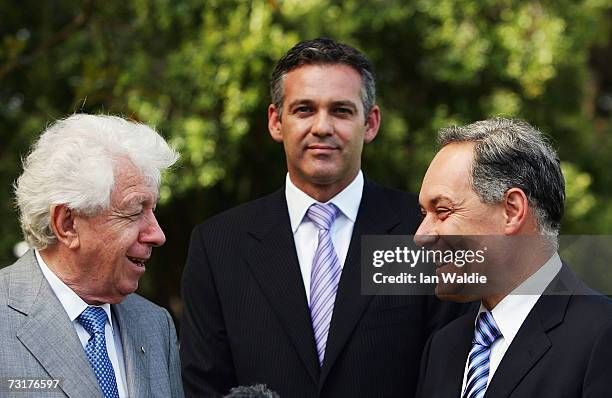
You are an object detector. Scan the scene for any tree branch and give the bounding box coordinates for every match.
[0,0,96,80]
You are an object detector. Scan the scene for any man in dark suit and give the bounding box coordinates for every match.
[180,38,462,397]
[415,118,612,398]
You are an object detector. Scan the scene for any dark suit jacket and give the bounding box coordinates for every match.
[417,265,612,398]
[180,180,465,397]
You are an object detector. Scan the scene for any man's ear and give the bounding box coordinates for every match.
[268,104,283,143]
[363,105,381,143]
[503,188,529,235]
[50,204,80,249]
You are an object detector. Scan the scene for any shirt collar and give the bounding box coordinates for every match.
[477,252,562,345]
[285,171,364,233]
[35,249,114,328]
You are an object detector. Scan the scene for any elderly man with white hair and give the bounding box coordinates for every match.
[0,114,183,398]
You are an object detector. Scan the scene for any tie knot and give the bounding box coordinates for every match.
[78,306,108,335]
[307,203,339,230]
[473,311,502,347]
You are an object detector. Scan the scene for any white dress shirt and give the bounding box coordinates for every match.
[461,252,563,394]
[36,250,128,398]
[285,171,364,305]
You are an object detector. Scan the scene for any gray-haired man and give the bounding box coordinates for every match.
[416,118,612,398]
[0,114,184,398]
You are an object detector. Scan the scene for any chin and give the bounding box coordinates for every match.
[435,285,466,302]
[310,167,355,185]
[435,284,480,303]
[435,293,478,303]
[117,281,140,300]
[105,296,127,305]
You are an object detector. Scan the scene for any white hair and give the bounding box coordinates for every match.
[15,114,179,249]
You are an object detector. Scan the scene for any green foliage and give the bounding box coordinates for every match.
[1,0,611,314]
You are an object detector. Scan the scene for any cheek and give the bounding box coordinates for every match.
[340,123,365,141]
[474,209,505,233]
[283,136,303,155]
[440,213,467,230]
[283,120,307,137]
[108,230,140,256]
[453,204,501,232]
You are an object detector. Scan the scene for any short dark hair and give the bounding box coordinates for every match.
[438,118,565,237]
[270,37,376,119]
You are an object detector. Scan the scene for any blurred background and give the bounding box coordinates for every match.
[1,0,611,327]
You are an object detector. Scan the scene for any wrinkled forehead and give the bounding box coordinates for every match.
[110,159,159,205]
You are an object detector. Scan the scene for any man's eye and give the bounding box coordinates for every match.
[334,107,353,115]
[295,106,313,113]
[124,210,144,219]
[436,209,451,219]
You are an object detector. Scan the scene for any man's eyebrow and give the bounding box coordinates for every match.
[427,194,454,207]
[122,194,153,209]
[330,100,358,110]
[287,99,315,109]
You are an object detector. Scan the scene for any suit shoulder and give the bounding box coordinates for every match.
[0,263,12,285]
[194,190,281,233]
[0,258,26,293]
[0,264,11,301]
[366,180,420,219]
[567,293,612,322]
[370,181,419,207]
[0,258,20,277]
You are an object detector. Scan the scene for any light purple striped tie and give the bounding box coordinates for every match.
[307,202,342,366]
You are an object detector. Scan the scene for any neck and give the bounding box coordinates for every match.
[302,185,345,203]
[481,241,556,310]
[481,295,503,310]
[39,246,107,305]
[39,246,72,281]
[289,170,359,203]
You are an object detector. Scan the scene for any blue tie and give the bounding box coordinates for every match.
[308,203,342,366]
[462,311,502,398]
[77,306,120,398]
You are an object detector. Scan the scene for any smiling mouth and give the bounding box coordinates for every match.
[127,256,147,267]
[435,262,458,272]
[307,145,338,151]
[435,262,448,271]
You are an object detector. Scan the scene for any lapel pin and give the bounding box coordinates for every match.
[141,346,146,354]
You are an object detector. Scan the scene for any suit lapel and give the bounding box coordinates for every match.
[485,265,574,398]
[243,189,320,384]
[484,312,552,398]
[9,251,102,398]
[441,314,477,397]
[113,298,150,397]
[319,181,403,384]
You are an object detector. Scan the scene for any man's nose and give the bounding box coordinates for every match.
[141,211,166,247]
[311,112,333,136]
[414,216,439,247]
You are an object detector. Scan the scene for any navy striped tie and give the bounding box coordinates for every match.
[462,311,502,398]
[307,203,341,366]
